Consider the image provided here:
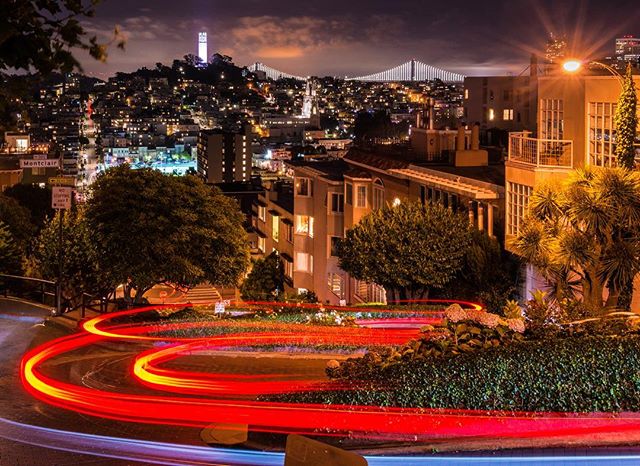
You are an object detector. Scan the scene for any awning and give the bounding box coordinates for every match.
[255,229,267,238]
[268,209,280,216]
[280,252,293,262]
[281,218,293,226]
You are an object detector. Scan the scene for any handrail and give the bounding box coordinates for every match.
[0,274,57,309]
[508,132,574,168]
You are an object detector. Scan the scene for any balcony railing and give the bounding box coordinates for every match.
[508,132,573,168]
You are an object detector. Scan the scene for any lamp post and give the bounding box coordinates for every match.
[562,59,624,82]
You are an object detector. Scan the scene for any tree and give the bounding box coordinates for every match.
[0,221,21,275]
[442,229,520,313]
[30,208,109,307]
[614,63,638,169]
[85,166,250,304]
[0,193,35,252]
[240,251,284,301]
[3,184,54,230]
[0,0,124,75]
[511,167,640,313]
[338,201,473,301]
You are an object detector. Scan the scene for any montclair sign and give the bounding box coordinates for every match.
[19,159,60,168]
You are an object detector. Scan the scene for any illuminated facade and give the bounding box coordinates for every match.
[505,73,640,297]
[197,127,251,184]
[616,36,640,64]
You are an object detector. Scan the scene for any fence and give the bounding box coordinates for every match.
[0,274,57,308]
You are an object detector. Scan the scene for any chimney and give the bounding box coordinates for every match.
[456,126,465,151]
[530,54,538,77]
[471,124,480,150]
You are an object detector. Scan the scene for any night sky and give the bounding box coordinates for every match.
[80,0,639,78]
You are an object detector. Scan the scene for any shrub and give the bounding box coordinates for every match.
[327,304,525,379]
[281,335,640,413]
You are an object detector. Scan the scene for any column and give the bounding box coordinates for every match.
[477,203,484,231]
[468,201,475,227]
[487,203,494,238]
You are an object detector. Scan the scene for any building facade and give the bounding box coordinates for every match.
[197,127,251,184]
[505,73,640,298]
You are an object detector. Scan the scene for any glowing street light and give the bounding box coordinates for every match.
[562,59,582,73]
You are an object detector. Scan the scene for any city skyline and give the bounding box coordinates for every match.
[77,0,640,79]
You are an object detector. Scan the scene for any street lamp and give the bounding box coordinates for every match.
[562,59,623,82]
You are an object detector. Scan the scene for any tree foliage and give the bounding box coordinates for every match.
[338,201,473,300]
[510,167,640,313]
[30,208,109,306]
[614,63,638,169]
[0,220,21,274]
[0,0,124,74]
[85,166,249,303]
[240,251,285,301]
[3,184,54,230]
[0,193,35,252]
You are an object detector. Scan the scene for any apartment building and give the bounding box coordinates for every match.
[505,73,640,297]
[252,130,505,305]
[197,126,251,184]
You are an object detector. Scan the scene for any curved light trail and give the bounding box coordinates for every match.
[18,300,640,459]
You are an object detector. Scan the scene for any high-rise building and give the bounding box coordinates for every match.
[198,32,208,65]
[544,33,567,64]
[197,127,252,184]
[616,35,640,64]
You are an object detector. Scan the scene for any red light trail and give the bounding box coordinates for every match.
[21,301,640,442]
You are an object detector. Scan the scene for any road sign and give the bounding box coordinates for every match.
[52,187,72,210]
[20,159,59,168]
[48,176,76,187]
[214,302,226,314]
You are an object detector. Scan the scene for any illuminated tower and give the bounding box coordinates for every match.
[198,32,208,65]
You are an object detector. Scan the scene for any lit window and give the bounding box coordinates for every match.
[488,108,495,121]
[464,89,469,99]
[272,215,279,242]
[373,180,384,210]
[295,252,312,272]
[507,182,533,236]
[258,236,266,253]
[295,215,314,237]
[258,205,266,221]
[503,109,514,121]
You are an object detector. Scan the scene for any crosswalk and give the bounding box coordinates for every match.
[182,284,222,304]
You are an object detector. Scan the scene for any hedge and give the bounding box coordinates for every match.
[272,335,640,413]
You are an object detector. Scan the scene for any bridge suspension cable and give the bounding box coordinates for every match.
[347,59,464,83]
[248,62,305,81]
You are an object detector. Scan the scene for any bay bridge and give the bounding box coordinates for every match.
[248,59,465,83]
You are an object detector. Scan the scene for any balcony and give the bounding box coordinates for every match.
[508,132,573,168]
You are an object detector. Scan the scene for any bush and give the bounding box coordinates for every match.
[327,304,525,379]
[278,335,640,413]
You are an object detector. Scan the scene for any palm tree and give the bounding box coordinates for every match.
[510,167,640,314]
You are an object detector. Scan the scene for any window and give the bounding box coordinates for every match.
[295,177,312,196]
[345,183,353,205]
[503,109,513,121]
[488,108,495,121]
[507,182,533,236]
[356,185,367,208]
[284,258,293,278]
[258,236,266,253]
[464,89,469,99]
[295,252,313,273]
[285,223,293,243]
[587,101,631,167]
[295,215,314,237]
[373,179,384,210]
[540,99,564,140]
[327,272,345,298]
[271,215,279,242]
[330,193,344,213]
[329,236,341,257]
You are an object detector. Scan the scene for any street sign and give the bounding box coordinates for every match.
[52,187,72,210]
[214,302,226,314]
[20,159,59,168]
[48,176,76,187]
